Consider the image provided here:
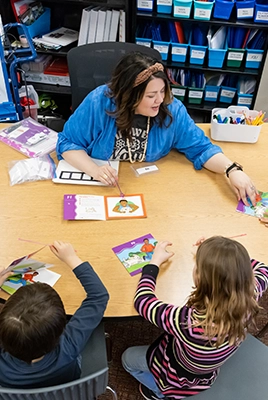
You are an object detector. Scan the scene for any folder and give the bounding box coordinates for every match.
[174,22,185,44]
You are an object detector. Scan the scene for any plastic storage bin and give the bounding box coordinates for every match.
[193,0,215,20]
[171,85,187,101]
[137,0,154,11]
[23,8,51,39]
[219,86,237,103]
[189,42,207,65]
[237,93,253,107]
[211,106,261,143]
[254,0,268,23]
[208,47,227,68]
[213,0,235,20]
[245,48,264,68]
[236,0,255,19]
[173,0,193,18]
[136,37,152,47]
[188,87,204,104]
[152,41,170,60]
[226,48,245,67]
[171,43,188,62]
[157,0,172,13]
[204,85,220,102]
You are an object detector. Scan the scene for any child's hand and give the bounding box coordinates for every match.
[193,236,206,247]
[151,241,174,267]
[50,241,83,270]
[0,267,13,287]
[259,216,268,228]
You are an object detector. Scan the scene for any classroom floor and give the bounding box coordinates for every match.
[100,289,268,400]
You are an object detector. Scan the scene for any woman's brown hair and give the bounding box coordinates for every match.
[187,236,260,347]
[107,52,173,137]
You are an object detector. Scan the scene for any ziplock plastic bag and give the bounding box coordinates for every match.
[8,155,56,186]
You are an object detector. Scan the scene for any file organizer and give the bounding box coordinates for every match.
[219,86,237,103]
[204,85,220,102]
[227,48,245,67]
[171,85,187,101]
[193,0,215,20]
[213,0,235,20]
[188,87,204,104]
[237,93,253,107]
[211,106,261,143]
[137,0,154,12]
[245,48,264,68]
[254,0,268,23]
[189,34,207,65]
[136,37,152,47]
[236,0,255,19]
[173,0,193,18]
[208,46,227,68]
[22,8,51,39]
[171,43,188,62]
[157,0,172,13]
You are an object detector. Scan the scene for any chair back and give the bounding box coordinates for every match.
[67,42,162,112]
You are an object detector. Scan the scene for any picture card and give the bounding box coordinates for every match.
[236,191,268,218]
[1,245,46,276]
[112,233,157,276]
[64,194,147,220]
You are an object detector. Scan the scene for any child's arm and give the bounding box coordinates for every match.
[50,241,109,358]
[251,259,268,301]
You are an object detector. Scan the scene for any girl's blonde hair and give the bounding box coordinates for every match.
[187,236,260,347]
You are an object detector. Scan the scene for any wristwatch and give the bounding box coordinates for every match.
[225,162,243,178]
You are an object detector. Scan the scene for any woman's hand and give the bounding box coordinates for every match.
[193,236,206,247]
[0,267,13,287]
[151,241,174,267]
[228,170,257,206]
[93,165,118,186]
[259,216,268,228]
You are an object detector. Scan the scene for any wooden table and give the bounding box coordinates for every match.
[0,123,267,317]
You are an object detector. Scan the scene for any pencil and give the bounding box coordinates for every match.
[107,160,124,197]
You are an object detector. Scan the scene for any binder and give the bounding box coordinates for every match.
[108,9,120,41]
[95,8,106,42]
[103,10,112,42]
[78,6,92,46]
[119,10,126,42]
[87,6,100,43]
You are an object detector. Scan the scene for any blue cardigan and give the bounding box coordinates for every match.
[56,85,222,170]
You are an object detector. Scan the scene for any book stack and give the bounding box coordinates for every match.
[78,7,125,46]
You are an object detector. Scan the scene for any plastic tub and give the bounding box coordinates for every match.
[237,93,253,107]
[157,0,172,13]
[171,43,188,62]
[213,0,235,19]
[173,0,193,18]
[188,87,204,104]
[152,40,170,60]
[208,47,227,68]
[137,0,154,11]
[245,48,264,68]
[219,86,237,103]
[254,0,268,23]
[23,8,51,39]
[193,0,215,20]
[171,85,187,101]
[226,48,245,67]
[136,37,152,47]
[236,0,255,19]
[204,85,220,102]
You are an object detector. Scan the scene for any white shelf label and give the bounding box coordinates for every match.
[246,53,263,62]
[157,0,172,5]
[237,7,254,17]
[174,6,191,15]
[189,90,203,99]
[238,96,252,105]
[172,47,187,55]
[137,0,153,9]
[221,89,235,98]
[205,91,217,99]
[191,49,205,59]
[228,52,243,61]
[172,88,186,96]
[256,11,268,20]
[195,8,211,18]
[154,44,169,53]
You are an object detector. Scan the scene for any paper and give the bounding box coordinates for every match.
[64,194,147,220]
[42,27,78,47]
[236,191,268,218]
[112,233,157,276]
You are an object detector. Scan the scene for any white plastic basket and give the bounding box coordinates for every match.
[211,106,262,143]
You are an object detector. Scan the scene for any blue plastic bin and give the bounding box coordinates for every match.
[236,0,255,19]
[157,0,172,13]
[152,40,170,60]
[204,85,220,101]
[237,93,253,107]
[219,86,237,103]
[136,37,152,47]
[246,48,264,68]
[208,47,227,68]
[213,0,235,20]
[173,0,193,18]
[193,0,215,20]
[137,0,154,11]
[21,8,51,39]
[254,0,268,23]
[171,43,189,62]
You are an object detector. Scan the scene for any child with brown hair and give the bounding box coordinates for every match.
[122,236,268,400]
[0,240,109,388]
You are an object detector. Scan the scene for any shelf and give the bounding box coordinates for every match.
[28,82,72,94]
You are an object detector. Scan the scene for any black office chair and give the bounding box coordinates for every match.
[67,42,162,112]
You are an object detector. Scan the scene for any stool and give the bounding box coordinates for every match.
[193,334,268,400]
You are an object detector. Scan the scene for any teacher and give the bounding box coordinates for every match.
[56,52,256,206]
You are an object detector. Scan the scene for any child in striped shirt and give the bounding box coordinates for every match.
[122,236,268,400]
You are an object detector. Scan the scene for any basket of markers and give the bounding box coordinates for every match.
[210,106,266,143]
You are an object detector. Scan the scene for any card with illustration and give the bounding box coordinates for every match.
[64,194,147,220]
[112,234,157,276]
[1,246,46,276]
[236,191,268,218]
